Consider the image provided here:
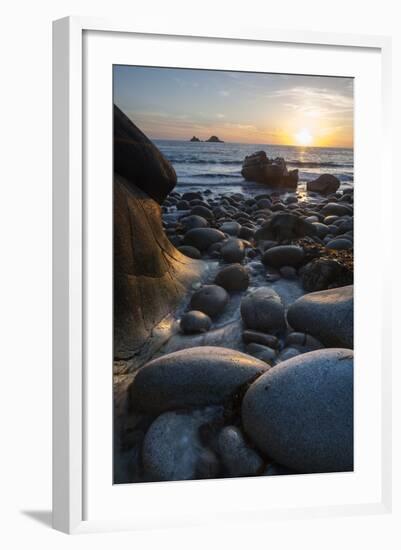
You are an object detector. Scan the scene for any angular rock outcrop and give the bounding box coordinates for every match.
[114,105,204,362]
[241,151,298,189]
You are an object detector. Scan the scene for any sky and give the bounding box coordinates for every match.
[114,65,353,148]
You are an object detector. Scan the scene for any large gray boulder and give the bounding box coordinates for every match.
[240,287,286,334]
[129,346,269,414]
[242,348,354,473]
[287,285,353,348]
[307,174,340,195]
[143,407,222,481]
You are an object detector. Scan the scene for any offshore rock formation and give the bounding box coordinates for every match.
[241,151,298,189]
[113,105,204,363]
[206,135,224,142]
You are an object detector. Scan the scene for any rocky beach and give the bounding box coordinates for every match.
[113,105,354,483]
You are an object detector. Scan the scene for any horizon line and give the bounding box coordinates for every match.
[148,137,354,150]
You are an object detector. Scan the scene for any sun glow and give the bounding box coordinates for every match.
[295,128,313,146]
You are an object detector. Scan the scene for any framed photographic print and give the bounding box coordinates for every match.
[52,17,392,534]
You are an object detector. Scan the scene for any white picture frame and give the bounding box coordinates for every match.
[52,16,392,534]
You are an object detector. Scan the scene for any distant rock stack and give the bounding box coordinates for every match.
[113,105,204,364]
[241,151,298,189]
[190,136,201,142]
[206,135,224,143]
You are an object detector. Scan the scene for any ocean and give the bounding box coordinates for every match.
[155,140,353,197]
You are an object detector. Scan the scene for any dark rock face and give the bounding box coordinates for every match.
[190,136,201,142]
[214,264,250,291]
[307,174,340,195]
[255,213,316,243]
[113,106,204,362]
[190,285,229,318]
[129,346,269,414]
[114,105,176,204]
[262,245,304,268]
[240,288,286,334]
[241,151,298,189]
[242,349,354,473]
[287,285,353,348]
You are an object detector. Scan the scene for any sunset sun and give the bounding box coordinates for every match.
[295,128,313,146]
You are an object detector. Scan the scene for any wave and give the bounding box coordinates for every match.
[170,158,353,169]
[178,172,244,179]
[287,161,353,168]
[169,158,243,165]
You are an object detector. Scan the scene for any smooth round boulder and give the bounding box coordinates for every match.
[240,288,286,334]
[180,215,209,230]
[242,349,354,473]
[129,346,269,414]
[325,238,353,250]
[183,228,225,251]
[177,245,202,259]
[287,285,353,348]
[190,205,214,220]
[321,202,353,217]
[307,174,340,195]
[220,238,245,263]
[218,426,264,477]
[190,284,229,318]
[219,221,241,236]
[143,408,222,481]
[262,245,304,268]
[214,264,250,292]
[180,310,212,334]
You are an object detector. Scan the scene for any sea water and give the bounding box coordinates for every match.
[155,140,353,197]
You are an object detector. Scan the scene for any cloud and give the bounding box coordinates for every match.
[219,90,230,97]
[267,86,353,116]
[216,113,225,119]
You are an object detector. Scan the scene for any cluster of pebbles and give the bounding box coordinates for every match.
[115,178,354,484]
